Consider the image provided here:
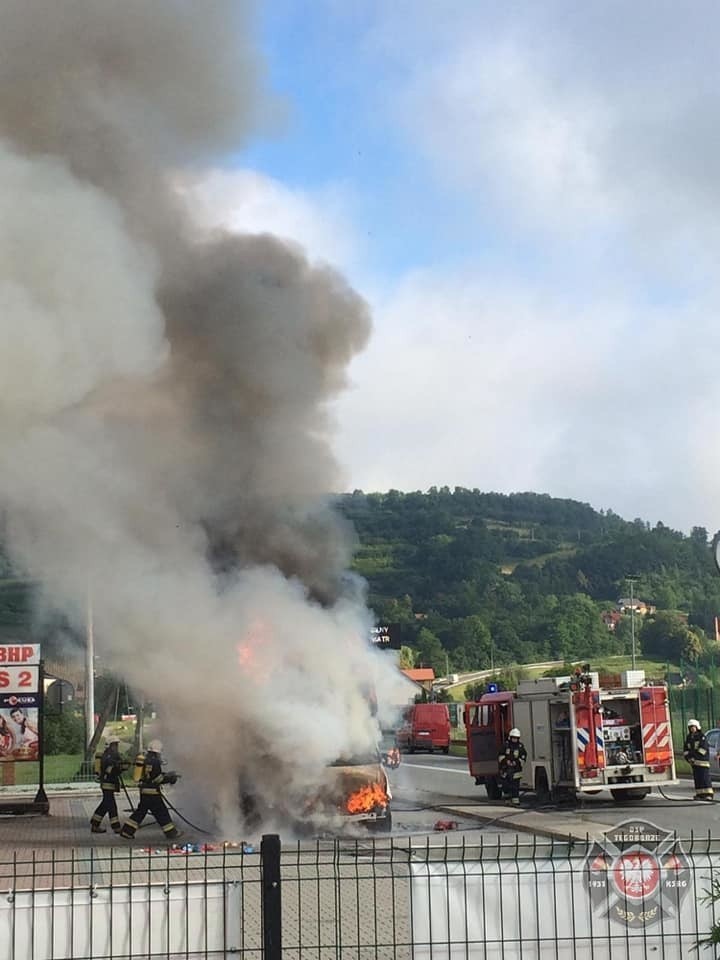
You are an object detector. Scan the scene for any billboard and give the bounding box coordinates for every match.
[370,624,403,650]
[0,645,40,762]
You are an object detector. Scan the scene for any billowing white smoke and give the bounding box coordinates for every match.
[0,1,404,833]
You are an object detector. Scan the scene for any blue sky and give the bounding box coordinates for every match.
[186,1,720,533]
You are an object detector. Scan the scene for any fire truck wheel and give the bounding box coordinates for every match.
[442,746,450,754]
[611,788,649,802]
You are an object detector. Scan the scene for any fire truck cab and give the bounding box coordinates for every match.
[464,671,677,802]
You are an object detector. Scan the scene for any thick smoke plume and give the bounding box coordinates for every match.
[0,1,401,833]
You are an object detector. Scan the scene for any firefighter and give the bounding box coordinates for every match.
[683,720,714,801]
[499,728,527,805]
[119,740,184,840]
[90,737,128,834]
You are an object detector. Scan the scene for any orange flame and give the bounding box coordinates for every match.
[237,619,271,675]
[346,782,388,814]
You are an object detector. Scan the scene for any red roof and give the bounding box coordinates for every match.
[401,668,435,682]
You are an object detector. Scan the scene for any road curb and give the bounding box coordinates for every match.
[432,803,634,843]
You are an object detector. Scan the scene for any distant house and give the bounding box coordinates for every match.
[617,598,656,616]
[400,667,435,692]
[601,610,623,631]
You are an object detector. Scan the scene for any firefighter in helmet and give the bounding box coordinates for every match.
[90,737,128,834]
[683,720,714,801]
[499,728,527,805]
[119,740,184,840]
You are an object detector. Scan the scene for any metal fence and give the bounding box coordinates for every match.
[2,832,720,959]
[670,686,720,747]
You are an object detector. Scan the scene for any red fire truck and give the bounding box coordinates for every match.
[464,671,677,802]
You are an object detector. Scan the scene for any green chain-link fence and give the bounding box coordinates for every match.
[669,686,720,750]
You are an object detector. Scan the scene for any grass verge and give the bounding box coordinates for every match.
[1,754,84,786]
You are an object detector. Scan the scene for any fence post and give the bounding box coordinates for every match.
[261,833,282,960]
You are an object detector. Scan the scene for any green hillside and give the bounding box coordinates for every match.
[3,487,720,686]
[338,488,720,677]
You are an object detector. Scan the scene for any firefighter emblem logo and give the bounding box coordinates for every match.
[583,818,691,928]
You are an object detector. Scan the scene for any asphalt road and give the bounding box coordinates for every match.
[0,752,714,851]
[391,750,720,840]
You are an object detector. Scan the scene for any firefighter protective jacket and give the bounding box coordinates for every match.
[133,751,178,795]
[98,747,128,792]
[683,730,711,767]
[499,739,528,778]
[96,747,128,793]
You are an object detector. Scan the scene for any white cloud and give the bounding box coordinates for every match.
[176,167,359,273]
[401,41,613,229]
[387,3,720,276]
[174,6,720,531]
[332,267,720,532]
[326,2,720,530]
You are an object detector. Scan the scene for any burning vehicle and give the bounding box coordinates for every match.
[314,748,393,833]
[236,748,394,835]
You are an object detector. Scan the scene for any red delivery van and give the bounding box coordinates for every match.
[395,703,451,754]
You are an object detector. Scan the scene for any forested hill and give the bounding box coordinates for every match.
[337,489,720,674]
[1,488,719,677]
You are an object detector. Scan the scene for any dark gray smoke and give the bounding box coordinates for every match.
[0,1,401,835]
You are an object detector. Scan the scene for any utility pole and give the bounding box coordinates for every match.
[626,576,640,671]
[85,586,95,750]
[630,579,635,671]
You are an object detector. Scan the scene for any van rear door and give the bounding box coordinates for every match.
[412,704,450,750]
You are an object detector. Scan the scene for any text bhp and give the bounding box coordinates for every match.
[0,646,35,663]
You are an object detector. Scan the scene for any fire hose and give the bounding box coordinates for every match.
[118,776,214,835]
[158,786,213,835]
[656,785,702,802]
[119,776,136,814]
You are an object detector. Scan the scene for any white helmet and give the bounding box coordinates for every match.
[508,728,521,738]
[688,720,701,730]
[147,739,163,753]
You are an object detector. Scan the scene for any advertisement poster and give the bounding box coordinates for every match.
[0,694,39,761]
[0,645,41,762]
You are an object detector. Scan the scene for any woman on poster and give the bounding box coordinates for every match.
[0,716,15,758]
[6,707,39,758]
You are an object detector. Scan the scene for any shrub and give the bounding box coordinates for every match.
[43,707,85,755]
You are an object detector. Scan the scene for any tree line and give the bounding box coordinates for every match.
[2,487,719,681]
[338,488,720,676]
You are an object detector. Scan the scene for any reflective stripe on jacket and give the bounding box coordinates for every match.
[683,731,711,767]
